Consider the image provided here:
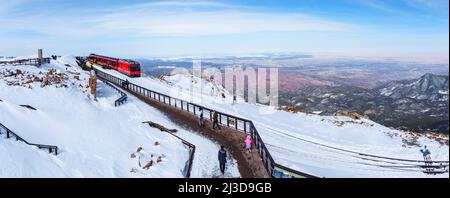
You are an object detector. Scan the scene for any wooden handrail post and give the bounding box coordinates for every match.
[244,121,247,133]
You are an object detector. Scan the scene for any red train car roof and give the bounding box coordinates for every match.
[89,54,118,62]
[89,54,140,65]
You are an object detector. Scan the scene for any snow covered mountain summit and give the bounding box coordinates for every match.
[1,55,448,178]
[0,56,240,178]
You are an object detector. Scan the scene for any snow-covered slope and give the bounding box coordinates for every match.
[98,67,449,178]
[0,57,240,178]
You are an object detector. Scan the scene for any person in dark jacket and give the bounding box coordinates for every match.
[218,146,227,174]
[122,79,130,89]
[420,145,433,171]
[420,145,431,160]
[213,111,221,130]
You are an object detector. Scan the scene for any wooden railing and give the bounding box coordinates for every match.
[0,123,58,155]
[93,68,315,178]
[0,58,51,66]
[182,140,196,178]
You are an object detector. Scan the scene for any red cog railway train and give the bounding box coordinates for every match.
[87,54,141,77]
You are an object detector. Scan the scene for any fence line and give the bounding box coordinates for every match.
[93,68,314,178]
[0,122,58,155]
[0,58,51,66]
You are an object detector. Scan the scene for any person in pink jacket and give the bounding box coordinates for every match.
[244,134,252,154]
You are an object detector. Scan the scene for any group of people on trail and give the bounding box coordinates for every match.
[196,103,254,175]
[197,107,221,130]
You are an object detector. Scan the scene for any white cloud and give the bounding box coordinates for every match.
[0,0,354,38]
[90,11,352,37]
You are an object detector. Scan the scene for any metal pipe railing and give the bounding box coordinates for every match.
[0,123,58,155]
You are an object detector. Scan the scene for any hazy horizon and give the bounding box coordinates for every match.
[1,0,448,62]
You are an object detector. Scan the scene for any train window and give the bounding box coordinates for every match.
[130,65,140,71]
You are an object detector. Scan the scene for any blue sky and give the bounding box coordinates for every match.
[0,0,448,60]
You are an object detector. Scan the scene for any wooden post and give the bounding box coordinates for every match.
[89,70,97,99]
[37,49,43,67]
[244,121,247,133]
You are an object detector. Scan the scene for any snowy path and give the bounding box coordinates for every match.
[98,77,242,178]
[106,76,268,177]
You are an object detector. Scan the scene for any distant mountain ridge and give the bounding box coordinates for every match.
[280,73,449,134]
[375,73,449,101]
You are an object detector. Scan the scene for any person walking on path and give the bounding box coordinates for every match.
[244,134,252,154]
[420,145,431,161]
[218,146,227,174]
[213,111,221,130]
[122,79,130,89]
[198,107,205,127]
[420,145,432,165]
